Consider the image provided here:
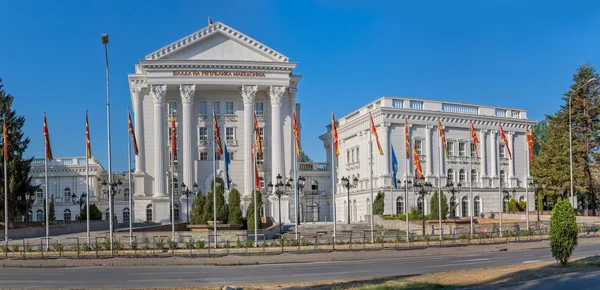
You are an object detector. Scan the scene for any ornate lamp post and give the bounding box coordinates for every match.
[445,181,461,219]
[18,191,36,224]
[413,176,433,235]
[341,176,358,224]
[101,179,122,232]
[181,182,198,223]
[288,176,305,224]
[71,192,86,220]
[529,180,546,222]
[268,174,290,233]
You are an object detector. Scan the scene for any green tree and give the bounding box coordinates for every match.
[246,190,263,230]
[79,204,103,221]
[429,190,448,220]
[300,150,312,162]
[189,191,206,224]
[203,185,226,223]
[43,195,55,223]
[227,188,243,225]
[0,78,38,223]
[550,198,578,265]
[508,198,519,213]
[532,118,548,157]
[373,191,385,215]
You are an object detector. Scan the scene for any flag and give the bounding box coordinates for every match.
[413,143,423,179]
[405,119,410,159]
[391,145,398,189]
[526,128,534,163]
[128,110,139,156]
[252,143,260,191]
[332,110,339,157]
[208,17,213,25]
[171,110,177,159]
[370,113,384,155]
[3,118,7,163]
[499,124,512,159]
[85,110,91,158]
[253,111,263,157]
[213,110,223,156]
[43,113,53,161]
[224,141,231,190]
[438,120,448,158]
[293,111,300,156]
[471,123,479,158]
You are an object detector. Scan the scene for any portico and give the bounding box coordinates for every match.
[128,22,301,223]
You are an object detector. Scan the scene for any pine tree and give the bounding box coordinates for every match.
[79,204,103,221]
[43,195,56,224]
[246,190,263,230]
[189,191,206,224]
[0,78,37,223]
[373,191,385,215]
[429,190,448,220]
[227,188,243,225]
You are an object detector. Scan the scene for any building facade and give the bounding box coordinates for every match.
[320,97,537,223]
[127,22,311,224]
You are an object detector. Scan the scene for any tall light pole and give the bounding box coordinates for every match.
[341,176,358,224]
[181,182,197,223]
[569,77,597,209]
[268,174,290,234]
[101,33,114,249]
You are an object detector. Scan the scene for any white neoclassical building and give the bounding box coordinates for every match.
[320,97,537,223]
[127,22,319,224]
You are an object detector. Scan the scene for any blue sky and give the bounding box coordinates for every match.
[1,0,599,171]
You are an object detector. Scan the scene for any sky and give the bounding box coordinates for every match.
[0,0,599,172]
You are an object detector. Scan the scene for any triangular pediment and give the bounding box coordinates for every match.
[145,22,289,62]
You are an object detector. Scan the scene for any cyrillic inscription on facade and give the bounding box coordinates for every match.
[172,71,266,77]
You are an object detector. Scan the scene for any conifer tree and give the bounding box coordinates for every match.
[246,190,263,230]
[227,188,243,225]
[189,190,205,224]
[429,190,448,220]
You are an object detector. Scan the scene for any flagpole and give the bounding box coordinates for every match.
[4,123,8,252]
[469,138,474,236]
[86,145,90,245]
[127,109,133,246]
[213,109,217,244]
[525,130,530,233]
[44,129,49,250]
[293,109,299,238]
[369,128,375,243]
[437,121,443,241]
[389,140,393,216]
[253,139,258,247]
[331,136,337,245]
[497,125,503,237]
[405,119,409,243]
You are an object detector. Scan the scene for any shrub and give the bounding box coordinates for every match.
[11,244,19,253]
[184,240,194,249]
[203,185,227,223]
[195,240,205,249]
[373,191,385,215]
[227,188,244,225]
[550,198,578,265]
[114,240,123,252]
[155,239,165,249]
[130,241,138,251]
[519,200,527,212]
[189,191,206,225]
[25,243,33,253]
[507,198,519,213]
[167,239,177,249]
[246,190,263,230]
[429,190,448,220]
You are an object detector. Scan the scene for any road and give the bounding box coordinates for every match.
[1,244,600,289]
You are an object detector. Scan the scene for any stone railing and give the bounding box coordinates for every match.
[299,162,330,172]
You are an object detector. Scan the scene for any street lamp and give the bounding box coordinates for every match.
[181,182,198,223]
[101,33,115,248]
[268,174,290,233]
[71,192,86,220]
[445,181,461,219]
[101,179,122,232]
[413,176,433,235]
[529,180,546,222]
[287,176,305,224]
[569,77,597,209]
[341,176,358,224]
[18,191,36,224]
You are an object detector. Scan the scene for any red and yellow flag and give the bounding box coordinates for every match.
[43,113,53,161]
[332,110,339,157]
[3,118,7,163]
[85,110,91,158]
[438,120,448,158]
[213,110,223,156]
[499,124,512,159]
[253,111,263,157]
[413,143,423,179]
[128,110,139,156]
[293,111,300,156]
[171,111,177,158]
[370,113,384,155]
[471,123,479,158]
[405,119,410,159]
[252,143,260,190]
[526,128,534,163]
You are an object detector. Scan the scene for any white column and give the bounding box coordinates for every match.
[381,123,390,175]
[480,129,487,178]
[270,86,286,184]
[180,84,196,188]
[242,85,257,197]
[508,132,515,186]
[131,88,145,173]
[490,130,498,179]
[151,85,167,198]
[426,125,433,177]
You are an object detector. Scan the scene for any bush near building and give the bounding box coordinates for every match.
[550,198,578,265]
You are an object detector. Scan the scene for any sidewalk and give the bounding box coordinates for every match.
[2,238,589,268]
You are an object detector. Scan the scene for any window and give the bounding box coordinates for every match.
[415,140,423,155]
[495,109,506,117]
[28,210,33,222]
[347,151,350,164]
[396,196,404,215]
[230,152,234,160]
[214,152,221,160]
[63,188,71,202]
[36,188,43,201]
[255,102,264,115]
[311,180,319,191]
[448,142,455,156]
[356,148,360,162]
[172,204,180,222]
[36,210,43,222]
[258,127,264,140]
[199,102,208,115]
[225,101,234,114]
[351,149,355,163]
[471,170,478,185]
[461,196,469,217]
[474,197,481,216]
[146,204,153,222]
[511,111,520,118]
[447,169,454,183]
[392,99,403,108]
[499,144,506,158]
[123,188,130,202]
[459,142,466,157]
[410,100,423,110]
[199,127,208,141]
[226,127,234,141]
[471,143,477,157]
[168,102,177,113]
[123,208,130,225]
[63,209,71,221]
[417,197,424,215]
[257,152,264,164]
[459,169,466,183]
[213,102,220,115]
[200,152,208,160]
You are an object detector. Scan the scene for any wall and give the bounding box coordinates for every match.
[2,221,110,240]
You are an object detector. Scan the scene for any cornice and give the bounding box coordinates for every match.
[145,22,289,62]
[139,62,295,73]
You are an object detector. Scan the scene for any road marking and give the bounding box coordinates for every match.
[424,259,490,268]
[522,259,544,264]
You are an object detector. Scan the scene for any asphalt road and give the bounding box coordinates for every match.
[1,244,600,289]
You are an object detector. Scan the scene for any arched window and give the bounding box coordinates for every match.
[36,210,43,222]
[123,208,130,224]
[519,196,525,203]
[28,210,33,222]
[396,196,404,215]
[64,188,71,202]
[459,169,466,184]
[417,197,424,215]
[63,209,71,221]
[461,196,469,217]
[447,169,454,183]
[311,180,319,191]
[471,170,478,186]
[503,196,509,212]
[171,204,180,222]
[474,196,481,216]
[36,188,43,201]
[123,188,130,202]
[146,204,153,222]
